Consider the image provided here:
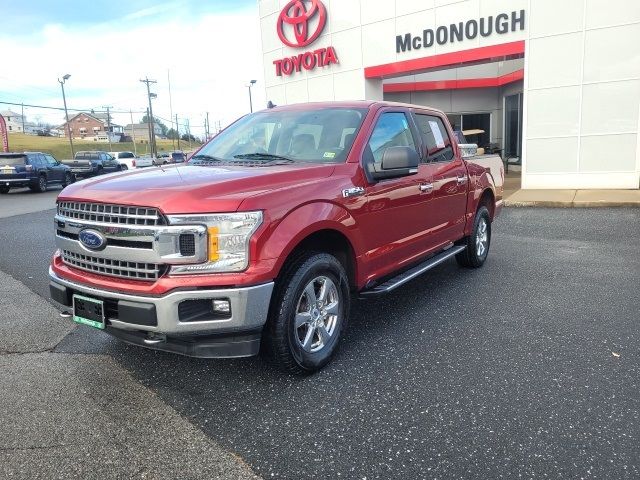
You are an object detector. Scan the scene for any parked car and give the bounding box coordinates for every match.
[1,152,74,194]
[155,152,172,165]
[49,100,504,374]
[108,151,154,170]
[60,151,121,178]
[155,151,186,165]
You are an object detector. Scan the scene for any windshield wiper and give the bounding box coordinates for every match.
[191,154,224,163]
[233,153,295,163]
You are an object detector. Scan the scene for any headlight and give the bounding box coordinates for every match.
[168,211,262,274]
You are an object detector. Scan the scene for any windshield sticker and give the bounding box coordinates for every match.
[323,152,336,159]
[429,121,445,148]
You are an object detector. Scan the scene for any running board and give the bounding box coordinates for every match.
[359,245,466,296]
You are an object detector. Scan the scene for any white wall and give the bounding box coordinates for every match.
[522,0,640,189]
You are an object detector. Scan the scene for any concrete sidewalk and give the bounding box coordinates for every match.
[504,188,640,207]
[0,270,260,480]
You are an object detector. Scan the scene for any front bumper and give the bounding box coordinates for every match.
[49,267,274,357]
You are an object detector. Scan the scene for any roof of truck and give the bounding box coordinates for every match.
[258,100,445,116]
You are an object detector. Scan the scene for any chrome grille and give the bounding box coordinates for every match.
[57,201,164,226]
[62,250,163,281]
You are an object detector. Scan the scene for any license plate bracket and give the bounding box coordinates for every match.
[72,294,105,330]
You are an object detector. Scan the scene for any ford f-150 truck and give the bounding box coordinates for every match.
[49,101,503,374]
[61,151,122,178]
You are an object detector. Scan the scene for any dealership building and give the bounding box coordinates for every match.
[258,0,640,190]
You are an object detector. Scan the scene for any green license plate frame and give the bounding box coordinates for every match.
[72,294,105,330]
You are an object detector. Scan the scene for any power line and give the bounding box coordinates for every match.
[0,100,146,114]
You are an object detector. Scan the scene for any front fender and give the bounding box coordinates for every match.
[256,201,363,277]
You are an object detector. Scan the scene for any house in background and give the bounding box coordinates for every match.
[1,109,39,134]
[58,112,122,142]
[123,122,163,143]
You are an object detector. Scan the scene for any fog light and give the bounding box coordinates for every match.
[212,299,231,314]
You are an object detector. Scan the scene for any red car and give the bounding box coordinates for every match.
[49,101,503,374]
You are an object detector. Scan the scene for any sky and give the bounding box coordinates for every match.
[0,0,266,137]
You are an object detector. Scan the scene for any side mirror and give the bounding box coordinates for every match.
[370,146,419,180]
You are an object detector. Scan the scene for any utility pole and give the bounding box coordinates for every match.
[168,69,175,150]
[176,114,181,151]
[186,118,192,150]
[205,112,210,140]
[21,103,25,133]
[140,77,157,157]
[145,107,152,155]
[129,109,137,156]
[58,74,74,158]
[102,105,113,151]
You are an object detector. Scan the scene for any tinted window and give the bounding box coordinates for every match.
[366,112,416,164]
[119,152,134,159]
[44,154,57,166]
[414,114,455,163]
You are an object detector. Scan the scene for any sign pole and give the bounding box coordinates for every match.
[0,114,8,152]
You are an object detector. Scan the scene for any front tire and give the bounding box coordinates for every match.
[264,252,350,374]
[0,186,9,194]
[456,206,491,268]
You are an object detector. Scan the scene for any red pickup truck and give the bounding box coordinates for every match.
[49,101,503,373]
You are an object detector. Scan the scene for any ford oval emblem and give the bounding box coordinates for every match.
[79,229,106,251]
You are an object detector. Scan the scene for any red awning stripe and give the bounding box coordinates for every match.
[383,68,524,93]
[365,40,525,79]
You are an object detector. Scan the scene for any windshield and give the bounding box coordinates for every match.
[191,108,368,164]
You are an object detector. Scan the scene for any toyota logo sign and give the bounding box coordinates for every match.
[273,0,338,77]
[277,0,327,48]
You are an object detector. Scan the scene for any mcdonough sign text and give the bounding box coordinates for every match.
[396,10,526,53]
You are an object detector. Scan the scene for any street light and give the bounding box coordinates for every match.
[58,74,74,157]
[247,79,257,113]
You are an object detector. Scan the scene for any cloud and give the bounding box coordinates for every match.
[122,2,181,22]
[0,4,266,136]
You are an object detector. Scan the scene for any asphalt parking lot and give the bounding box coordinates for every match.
[0,190,638,479]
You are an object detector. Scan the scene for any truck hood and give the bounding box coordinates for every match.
[58,163,335,214]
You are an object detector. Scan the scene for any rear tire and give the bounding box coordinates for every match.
[30,175,47,193]
[456,206,491,268]
[62,172,74,187]
[0,186,9,194]
[120,164,128,171]
[263,252,350,375]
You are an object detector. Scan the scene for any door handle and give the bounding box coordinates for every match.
[419,183,433,192]
[457,175,468,185]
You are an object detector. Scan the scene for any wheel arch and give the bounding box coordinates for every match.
[478,188,496,220]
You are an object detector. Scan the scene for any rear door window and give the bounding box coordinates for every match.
[413,114,455,163]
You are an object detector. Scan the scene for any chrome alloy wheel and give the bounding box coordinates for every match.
[295,276,340,353]
[476,217,488,257]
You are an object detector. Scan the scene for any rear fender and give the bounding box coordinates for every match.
[463,167,496,236]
